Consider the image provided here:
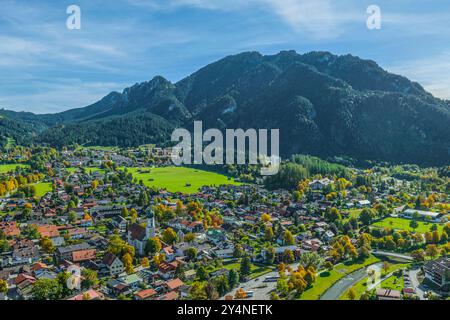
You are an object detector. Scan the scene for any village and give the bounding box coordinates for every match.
[0,146,449,301]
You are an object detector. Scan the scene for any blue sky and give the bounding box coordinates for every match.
[1,0,450,114]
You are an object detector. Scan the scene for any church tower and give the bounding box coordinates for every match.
[145,209,156,238]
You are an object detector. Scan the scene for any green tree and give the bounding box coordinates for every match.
[265,245,276,264]
[324,261,334,272]
[276,276,290,296]
[233,244,244,258]
[186,247,198,261]
[240,255,252,279]
[189,282,207,300]
[196,266,208,281]
[228,269,239,288]
[81,269,99,289]
[145,237,162,256]
[32,278,60,300]
[215,275,230,296]
[57,272,71,298]
[68,211,77,223]
[359,208,375,225]
[184,233,196,243]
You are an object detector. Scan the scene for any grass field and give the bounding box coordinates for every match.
[124,166,242,194]
[372,217,444,233]
[220,261,272,280]
[32,182,53,198]
[67,167,106,175]
[300,255,380,300]
[343,209,363,222]
[0,164,29,174]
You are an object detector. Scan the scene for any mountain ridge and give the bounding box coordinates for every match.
[1,50,449,166]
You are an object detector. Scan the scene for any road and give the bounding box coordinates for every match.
[320,262,383,300]
[222,263,297,300]
[371,250,413,261]
[408,268,425,300]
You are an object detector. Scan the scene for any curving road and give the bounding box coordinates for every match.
[320,262,383,300]
[371,250,413,261]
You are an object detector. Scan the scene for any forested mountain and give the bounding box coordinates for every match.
[1,50,449,166]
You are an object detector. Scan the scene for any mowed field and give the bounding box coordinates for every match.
[125,166,242,194]
[0,164,30,174]
[372,217,444,233]
[32,182,53,198]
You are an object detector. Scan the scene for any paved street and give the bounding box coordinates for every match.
[408,268,425,300]
[320,262,383,300]
[222,264,297,300]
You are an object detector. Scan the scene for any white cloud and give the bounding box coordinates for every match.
[388,53,450,100]
[128,0,361,38]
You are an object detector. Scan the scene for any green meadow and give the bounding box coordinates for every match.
[32,182,53,198]
[0,164,30,174]
[124,166,242,194]
[66,167,106,175]
[372,217,444,233]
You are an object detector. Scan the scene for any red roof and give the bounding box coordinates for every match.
[135,289,157,300]
[158,291,179,300]
[15,273,36,285]
[72,249,96,262]
[31,262,48,272]
[0,221,20,237]
[68,289,103,300]
[166,278,184,290]
[37,225,60,238]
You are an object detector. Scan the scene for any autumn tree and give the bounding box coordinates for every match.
[0,279,7,294]
[347,287,356,300]
[425,244,439,259]
[382,261,391,276]
[234,288,247,300]
[122,253,134,274]
[265,226,274,241]
[282,230,295,245]
[145,237,162,256]
[141,257,150,268]
[261,213,271,223]
[81,269,98,289]
[162,228,178,245]
[121,207,129,218]
[40,237,55,254]
[411,249,426,262]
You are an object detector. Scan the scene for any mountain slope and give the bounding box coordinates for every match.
[1,50,449,166]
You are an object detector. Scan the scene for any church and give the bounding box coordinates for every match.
[127,209,155,256]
